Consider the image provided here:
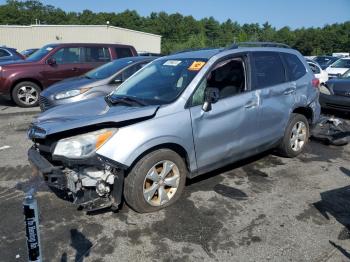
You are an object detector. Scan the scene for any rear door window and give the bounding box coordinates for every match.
[115,47,133,58]
[281,53,307,81]
[52,47,82,64]
[252,52,286,89]
[84,47,111,62]
[0,49,11,57]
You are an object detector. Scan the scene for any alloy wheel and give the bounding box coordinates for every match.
[17,86,38,106]
[290,121,307,152]
[143,160,180,206]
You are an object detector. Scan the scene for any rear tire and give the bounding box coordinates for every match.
[12,81,40,107]
[277,113,309,157]
[124,149,187,213]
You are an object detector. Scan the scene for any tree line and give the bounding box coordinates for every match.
[0,0,349,55]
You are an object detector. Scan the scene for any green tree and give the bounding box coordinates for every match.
[0,0,349,55]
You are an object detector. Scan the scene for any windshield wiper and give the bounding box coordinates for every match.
[105,95,147,106]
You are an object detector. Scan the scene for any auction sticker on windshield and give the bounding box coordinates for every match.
[163,60,182,66]
[188,61,206,71]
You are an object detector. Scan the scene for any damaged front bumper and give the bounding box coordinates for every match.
[28,147,124,211]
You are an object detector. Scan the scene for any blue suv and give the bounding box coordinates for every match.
[0,46,24,62]
[28,42,321,213]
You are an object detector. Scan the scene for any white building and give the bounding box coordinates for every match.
[0,24,162,53]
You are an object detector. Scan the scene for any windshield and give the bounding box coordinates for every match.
[26,45,56,61]
[331,58,350,69]
[110,58,207,105]
[85,59,135,80]
[341,69,350,78]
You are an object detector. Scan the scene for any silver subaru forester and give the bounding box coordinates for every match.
[28,42,321,213]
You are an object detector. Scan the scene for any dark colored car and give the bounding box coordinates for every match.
[0,43,137,107]
[0,46,24,62]
[320,69,350,112]
[313,56,339,70]
[21,48,39,57]
[39,56,156,111]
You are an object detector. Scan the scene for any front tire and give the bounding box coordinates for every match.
[278,114,309,157]
[124,149,187,213]
[12,81,40,107]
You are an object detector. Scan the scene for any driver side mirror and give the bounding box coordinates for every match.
[202,87,220,112]
[47,57,56,66]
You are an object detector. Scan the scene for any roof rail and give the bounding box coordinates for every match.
[170,47,222,55]
[227,42,291,50]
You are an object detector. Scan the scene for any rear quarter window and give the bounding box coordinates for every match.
[281,53,307,81]
[252,51,286,89]
[84,47,111,62]
[115,47,133,58]
[308,62,321,74]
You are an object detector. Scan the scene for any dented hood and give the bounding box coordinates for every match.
[29,96,159,138]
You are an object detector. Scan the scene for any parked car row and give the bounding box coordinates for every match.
[27,42,322,213]
[325,57,350,78]
[320,69,350,112]
[0,43,137,107]
[305,55,350,113]
[39,56,155,111]
[313,55,339,70]
[0,46,25,62]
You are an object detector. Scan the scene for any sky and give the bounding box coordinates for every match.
[1,0,349,29]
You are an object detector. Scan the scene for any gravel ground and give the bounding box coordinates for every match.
[0,99,350,262]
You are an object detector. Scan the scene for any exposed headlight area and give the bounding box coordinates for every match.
[54,87,91,100]
[53,128,117,159]
[320,84,332,95]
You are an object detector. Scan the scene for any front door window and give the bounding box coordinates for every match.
[191,57,246,106]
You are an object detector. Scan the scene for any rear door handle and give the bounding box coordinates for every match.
[244,100,258,108]
[283,87,296,95]
[72,67,78,71]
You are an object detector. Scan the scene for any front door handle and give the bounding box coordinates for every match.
[244,100,258,109]
[72,67,78,71]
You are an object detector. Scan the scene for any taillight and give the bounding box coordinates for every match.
[311,78,320,88]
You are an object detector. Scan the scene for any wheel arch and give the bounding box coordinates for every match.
[11,78,43,97]
[127,143,192,176]
[292,106,313,123]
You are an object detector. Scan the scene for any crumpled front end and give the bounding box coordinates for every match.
[28,145,125,212]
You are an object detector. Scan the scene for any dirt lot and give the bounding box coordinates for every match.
[0,99,350,262]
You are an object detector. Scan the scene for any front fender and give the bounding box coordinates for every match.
[96,108,197,172]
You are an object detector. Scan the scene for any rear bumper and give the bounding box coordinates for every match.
[320,94,350,112]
